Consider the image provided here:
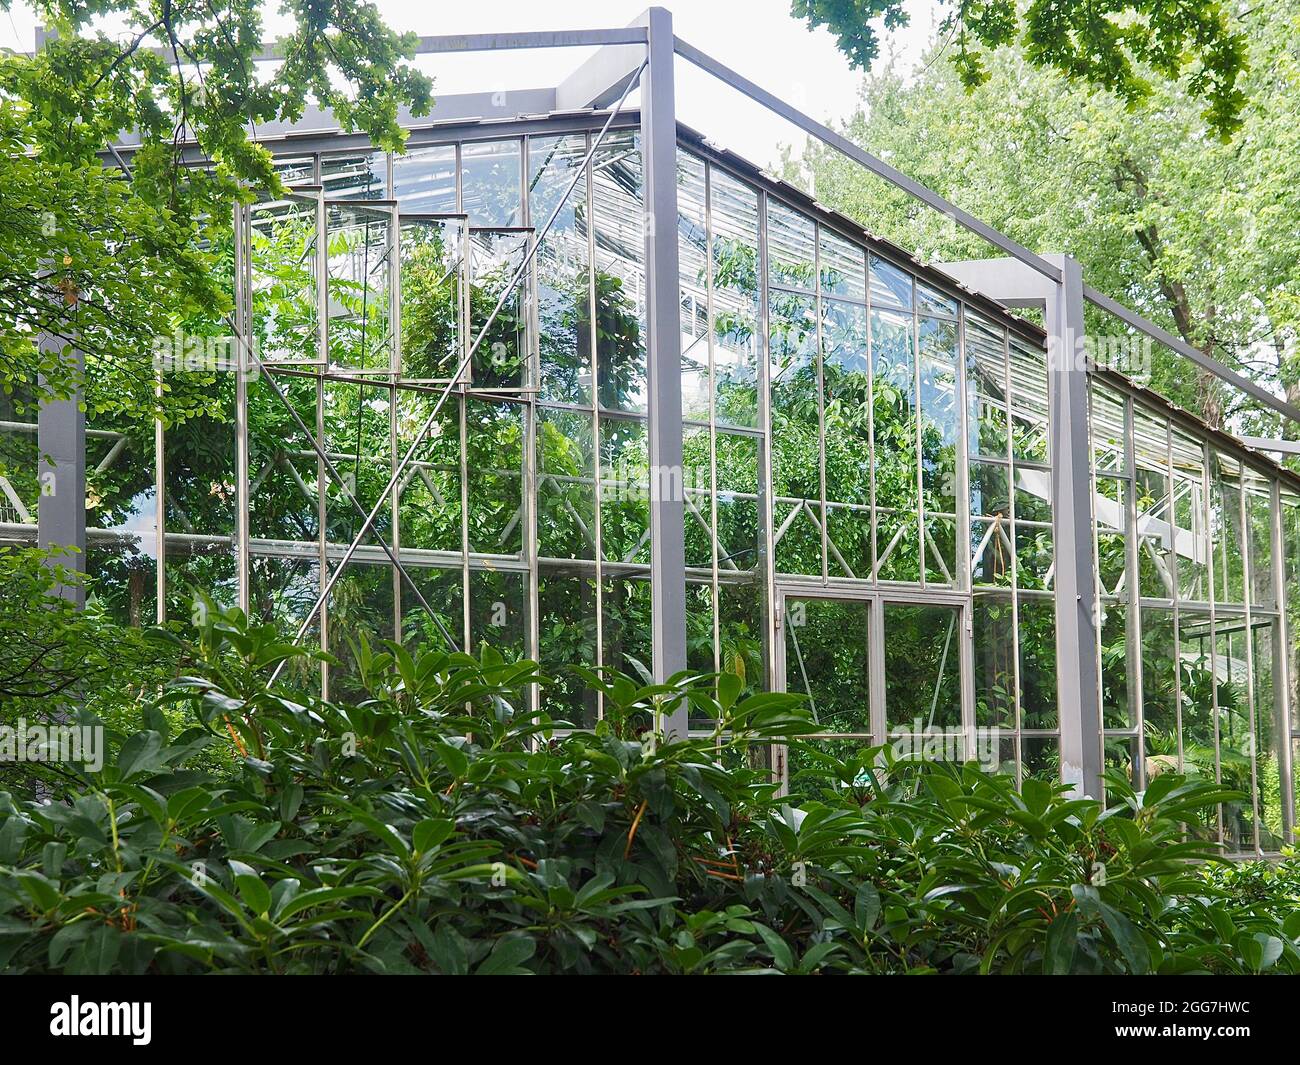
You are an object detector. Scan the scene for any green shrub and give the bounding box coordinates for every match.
[0,607,1297,974]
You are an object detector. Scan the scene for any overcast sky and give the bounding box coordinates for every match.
[1,0,939,166]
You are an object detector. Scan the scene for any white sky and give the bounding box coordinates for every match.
[0,0,940,167]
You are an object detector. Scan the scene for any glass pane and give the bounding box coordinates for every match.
[327,561,396,700]
[1284,492,1300,733]
[602,573,652,681]
[710,167,760,429]
[600,417,649,566]
[1090,382,1127,474]
[767,199,815,291]
[1211,452,1245,605]
[1009,338,1049,464]
[322,380,392,549]
[592,130,646,413]
[399,216,464,381]
[400,564,463,655]
[326,202,393,372]
[869,253,912,310]
[393,144,458,214]
[460,139,522,227]
[465,399,523,557]
[538,566,598,727]
[683,426,712,569]
[1141,607,1178,772]
[469,229,529,389]
[1178,611,1218,783]
[1216,618,1254,850]
[1245,472,1275,609]
[250,193,321,364]
[396,389,461,554]
[1252,619,1283,850]
[972,594,1015,728]
[85,403,157,625]
[919,316,959,585]
[715,431,761,576]
[916,279,957,317]
[770,291,821,577]
[784,597,871,737]
[678,152,710,423]
[872,307,918,582]
[1170,430,1209,601]
[818,228,865,301]
[1094,475,1127,597]
[884,602,961,730]
[538,408,596,561]
[469,568,527,664]
[321,151,386,199]
[247,373,318,544]
[163,370,238,617]
[1099,598,1132,729]
[530,134,591,405]
[966,312,1009,461]
[1018,596,1057,729]
[1133,409,1173,598]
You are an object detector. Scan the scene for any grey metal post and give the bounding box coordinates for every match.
[639,8,688,738]
[37,333,86,607]
[937,253,1103,798]
[1046,255,1103,798]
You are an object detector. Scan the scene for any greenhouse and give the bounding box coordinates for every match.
[4,10,1299,860]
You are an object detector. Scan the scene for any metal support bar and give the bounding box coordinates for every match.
[1239,436,1300,455]
[640,8,689,741]
[935,253,1103,798]
[1049,256,1104,799]
[36,332,85,607]
[32,25,647,61]
[1081,284,1300,424]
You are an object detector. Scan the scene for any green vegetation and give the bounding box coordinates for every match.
[792,0,1250,138]
[0,607,1296,975]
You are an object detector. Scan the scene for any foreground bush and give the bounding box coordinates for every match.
[0,609,1297,974]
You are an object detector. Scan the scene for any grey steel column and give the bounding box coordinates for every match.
[37,333,86,607]
[639,8,688,738]
[1047,254,1103,799]
[938,253,1103,798]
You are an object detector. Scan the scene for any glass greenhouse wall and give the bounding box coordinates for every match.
[3,111,1298,856]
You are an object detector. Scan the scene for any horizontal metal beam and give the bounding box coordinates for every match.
[30,25,647,61]
[1239,436,1300,455]
[1082,283,1300,423]
[405,29,647,54]
[672,36,1063,286]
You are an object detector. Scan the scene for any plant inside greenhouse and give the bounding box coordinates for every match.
[2,0,1300,1008]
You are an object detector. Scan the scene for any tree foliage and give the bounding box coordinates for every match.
[792,0,1250,138]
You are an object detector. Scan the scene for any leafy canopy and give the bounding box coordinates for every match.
[791,0,1249,138]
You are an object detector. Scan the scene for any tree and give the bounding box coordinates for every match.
[792,0,1250,138]
[0,0,433,412]
[793,0,1300,435]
